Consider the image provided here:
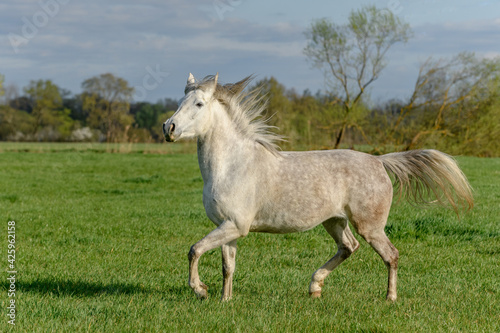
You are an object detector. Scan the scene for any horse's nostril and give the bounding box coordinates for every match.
[170,123,175,133]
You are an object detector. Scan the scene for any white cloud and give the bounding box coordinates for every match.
[0,1,499,102]
[482,52,500,60]
[0,56,36,69]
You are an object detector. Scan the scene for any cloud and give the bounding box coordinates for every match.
[369,17,500,102]
[0,56,36,69]
[0,1,499,103]
[482,52,500,59]
[408,19,500,58]
[1,0,309,100]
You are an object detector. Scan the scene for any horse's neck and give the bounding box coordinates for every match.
[196,107,274,184]
[197,123,250,183]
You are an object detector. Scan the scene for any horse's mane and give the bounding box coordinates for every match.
[185,75,282,154]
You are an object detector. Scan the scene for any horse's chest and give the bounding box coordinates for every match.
[202,184,235,225]
[202,179,257,225]
[202,192,225,225]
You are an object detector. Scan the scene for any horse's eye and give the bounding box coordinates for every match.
[196,102,203,108]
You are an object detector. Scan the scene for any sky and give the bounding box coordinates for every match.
[1,0,499,104]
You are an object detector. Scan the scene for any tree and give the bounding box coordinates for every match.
[81,73,134,142]
[157,97,179,112]
[251,77,291,128]
[390,52,500,150]
[287,90,326,148]
[60,88,85,123]
[0,106,35,140]
[9,95,31,113]
[462,76,500,156]
[304,5,412,148]
[3,83,20,107]
[129,102,166,141]
[24,79,74,140]
[131,102,161,131]
[0,74,4,100]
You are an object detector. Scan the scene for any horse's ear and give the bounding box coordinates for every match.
[205,73,219,95]
[187,73,195,85]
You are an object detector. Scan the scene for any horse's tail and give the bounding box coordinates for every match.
[377,149,473,215]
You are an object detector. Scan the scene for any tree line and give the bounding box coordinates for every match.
[252,57,499,157]
[0,6,499,156]
[0,73,177,144]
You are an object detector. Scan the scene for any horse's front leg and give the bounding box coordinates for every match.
[188,221,243,299]
[221,239,237,301]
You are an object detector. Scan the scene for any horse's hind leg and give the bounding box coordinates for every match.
[309,218,360,298]
[359,228,399,301]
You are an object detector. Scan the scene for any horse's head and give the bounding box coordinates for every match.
[163,73,218,142]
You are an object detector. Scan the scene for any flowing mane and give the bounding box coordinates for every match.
[185,75,282,154]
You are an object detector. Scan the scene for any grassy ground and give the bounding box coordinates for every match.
[0,142,498,332]
[0,141,197,154]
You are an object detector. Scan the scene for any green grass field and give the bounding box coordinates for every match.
[1,143,498,332]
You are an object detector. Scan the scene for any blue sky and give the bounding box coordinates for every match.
[1,0,499,103]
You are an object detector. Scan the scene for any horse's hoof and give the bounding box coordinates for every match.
[195,283,208,299]
[196,290,208,299]
[309,291,322,298]
[386,294,397,302]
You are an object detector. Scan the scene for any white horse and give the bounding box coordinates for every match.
[163,73,473,301]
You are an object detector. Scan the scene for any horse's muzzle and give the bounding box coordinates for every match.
[163,121,175,142]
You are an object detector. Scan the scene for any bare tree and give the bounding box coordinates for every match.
[304,5,412,148]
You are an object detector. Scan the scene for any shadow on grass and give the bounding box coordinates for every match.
[2,278,186,297]
[385,216,499,240]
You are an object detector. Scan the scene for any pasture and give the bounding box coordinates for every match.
[0,142,498,332]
